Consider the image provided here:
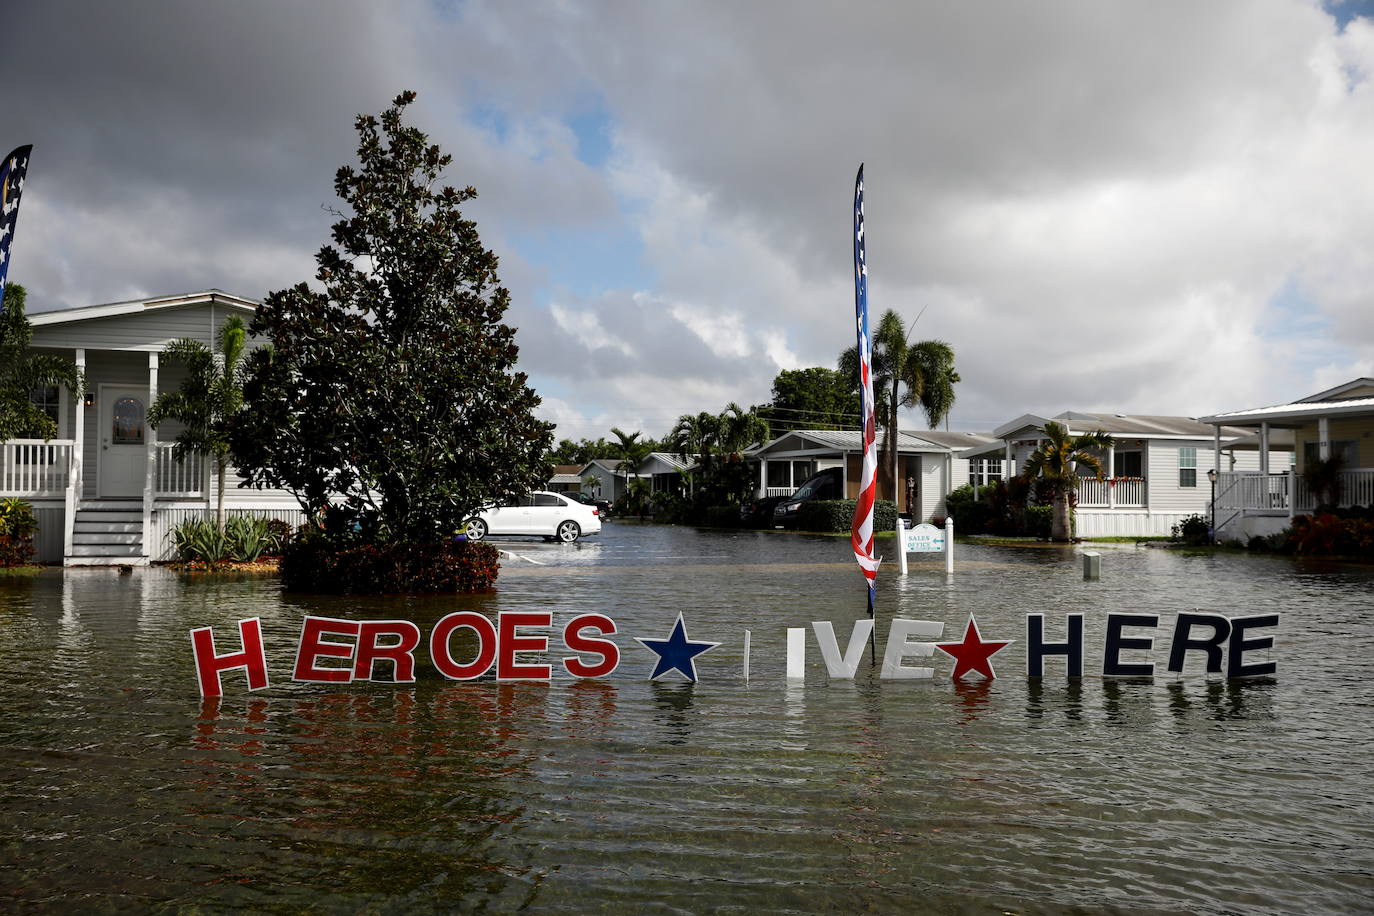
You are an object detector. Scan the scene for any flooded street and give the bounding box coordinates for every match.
[2,523,1372,912]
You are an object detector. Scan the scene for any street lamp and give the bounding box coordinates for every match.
[1207,467,1218,544]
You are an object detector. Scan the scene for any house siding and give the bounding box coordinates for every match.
[148,506,306,562]
[29,303,251,352]
[1145,440,1230,513]
[1294,416,1374,470]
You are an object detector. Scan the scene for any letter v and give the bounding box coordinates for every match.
[811,619,875,679]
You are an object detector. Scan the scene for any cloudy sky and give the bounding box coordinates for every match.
[8,0,1374,439]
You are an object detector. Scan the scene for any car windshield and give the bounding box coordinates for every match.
[792,479,821,499]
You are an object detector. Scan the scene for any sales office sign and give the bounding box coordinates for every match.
[189,610,1279,696]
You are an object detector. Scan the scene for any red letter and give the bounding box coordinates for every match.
[430,612,497,680]
[353,620,422,683]
[190,618,269,697]
[497,611,552,679]
[293,617,360,683]
[563,614,620,678]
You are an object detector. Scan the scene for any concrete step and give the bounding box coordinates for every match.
[72,532,141,546]
[64,555,149,567]
[74,511,142,524]
[68,544,143,558]
[73,521,142,534]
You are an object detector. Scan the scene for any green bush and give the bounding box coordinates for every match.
[281,535,500,594]
[1171,513,1211,546]
[702,505,742,528]
[1022,505,1054,539]
[172,514,291,564]
[0,498,38,567]
[795,499,898,533]
[945,483,993,534]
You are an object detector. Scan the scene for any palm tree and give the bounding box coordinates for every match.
[148,316,247,531]
[609,426,650,504]
[840,309,960,500]
[0,284,84,440]
[670,403,769,505]
[1020,421,1113,541]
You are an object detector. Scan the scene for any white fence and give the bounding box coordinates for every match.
[1216,469,1374,512]
[1215,472,1289,510]
[1076,477,1146,508]
[154,444,206,496]
[0,440,74,497]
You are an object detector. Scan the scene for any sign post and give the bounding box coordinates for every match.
[897,517,953,577]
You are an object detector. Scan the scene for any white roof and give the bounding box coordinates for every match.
[29,289,258,326]
[752,428,963,456]
[1200,378,1374,426]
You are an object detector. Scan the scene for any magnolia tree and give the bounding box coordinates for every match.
[232,92,552,543]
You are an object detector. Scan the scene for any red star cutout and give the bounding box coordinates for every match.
[934,616,1012,680]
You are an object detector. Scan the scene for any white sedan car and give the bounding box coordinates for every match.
[464,491,602,543]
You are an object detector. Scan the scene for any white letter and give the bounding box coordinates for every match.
[881,618,945,678]
[812,619,875,679]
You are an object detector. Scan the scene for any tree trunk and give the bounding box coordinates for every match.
[217,459,227,533]
[1052,491,1071,541]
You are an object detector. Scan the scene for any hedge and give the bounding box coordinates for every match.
[0,498,38,567]
[795,499,899,533]
[281,538,501,594]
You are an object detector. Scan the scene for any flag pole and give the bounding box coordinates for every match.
[850,164,881,665]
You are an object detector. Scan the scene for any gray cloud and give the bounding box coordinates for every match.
[9,0,1374,440]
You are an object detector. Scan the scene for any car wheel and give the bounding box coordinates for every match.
[465,518,487,541]
[556,520,581,543]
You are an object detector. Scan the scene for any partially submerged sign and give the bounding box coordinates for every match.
[904,522,944,552]
[190,610,1279,695]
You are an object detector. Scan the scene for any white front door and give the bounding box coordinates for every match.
[99,385,148,497]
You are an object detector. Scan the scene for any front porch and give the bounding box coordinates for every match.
[2,436,210,564]
[1213,469,1374,515]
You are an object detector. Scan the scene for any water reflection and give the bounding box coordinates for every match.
[1,526,1371,912]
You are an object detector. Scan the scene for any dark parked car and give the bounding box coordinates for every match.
[773,467,844,528]
[565,491,612,516]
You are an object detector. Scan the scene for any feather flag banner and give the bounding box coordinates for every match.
[0,144,34,314]
[850,165,881,611]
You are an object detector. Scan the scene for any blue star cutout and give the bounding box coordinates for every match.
[634,613,720,682]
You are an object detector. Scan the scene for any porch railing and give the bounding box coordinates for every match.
[1293,469,1374,512]
[0,439,74,497]
[1077,476,1146,508]
[765,486,793,498]
[154,444,207,496]
[1215,472,1290,511]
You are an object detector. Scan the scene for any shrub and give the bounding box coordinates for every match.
[944,484,990,534]
[795,499,898,533]
[1022,505,1054,539]
[1283,512,1374,558]
[0,497,38,567]
[172,514,292,564]
[702,505,742,529]
[281,534,500,594]
[1171,513,1211,546]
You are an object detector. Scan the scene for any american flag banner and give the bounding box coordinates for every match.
[850,165,881,610]
[0,145,34,314]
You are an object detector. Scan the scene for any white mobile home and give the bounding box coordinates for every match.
[748,428,996,522]
[1200,378,1374,541]
[0,291,303,565]
[960,411,1285,537]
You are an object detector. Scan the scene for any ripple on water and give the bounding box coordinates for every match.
[0,527,1372,912]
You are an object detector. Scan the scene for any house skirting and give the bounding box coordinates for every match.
[146,505,306,562]
[1075,509,1198,538]
[1213,509,1289,544]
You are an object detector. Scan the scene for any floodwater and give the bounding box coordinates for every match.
[1,523,1372,913]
